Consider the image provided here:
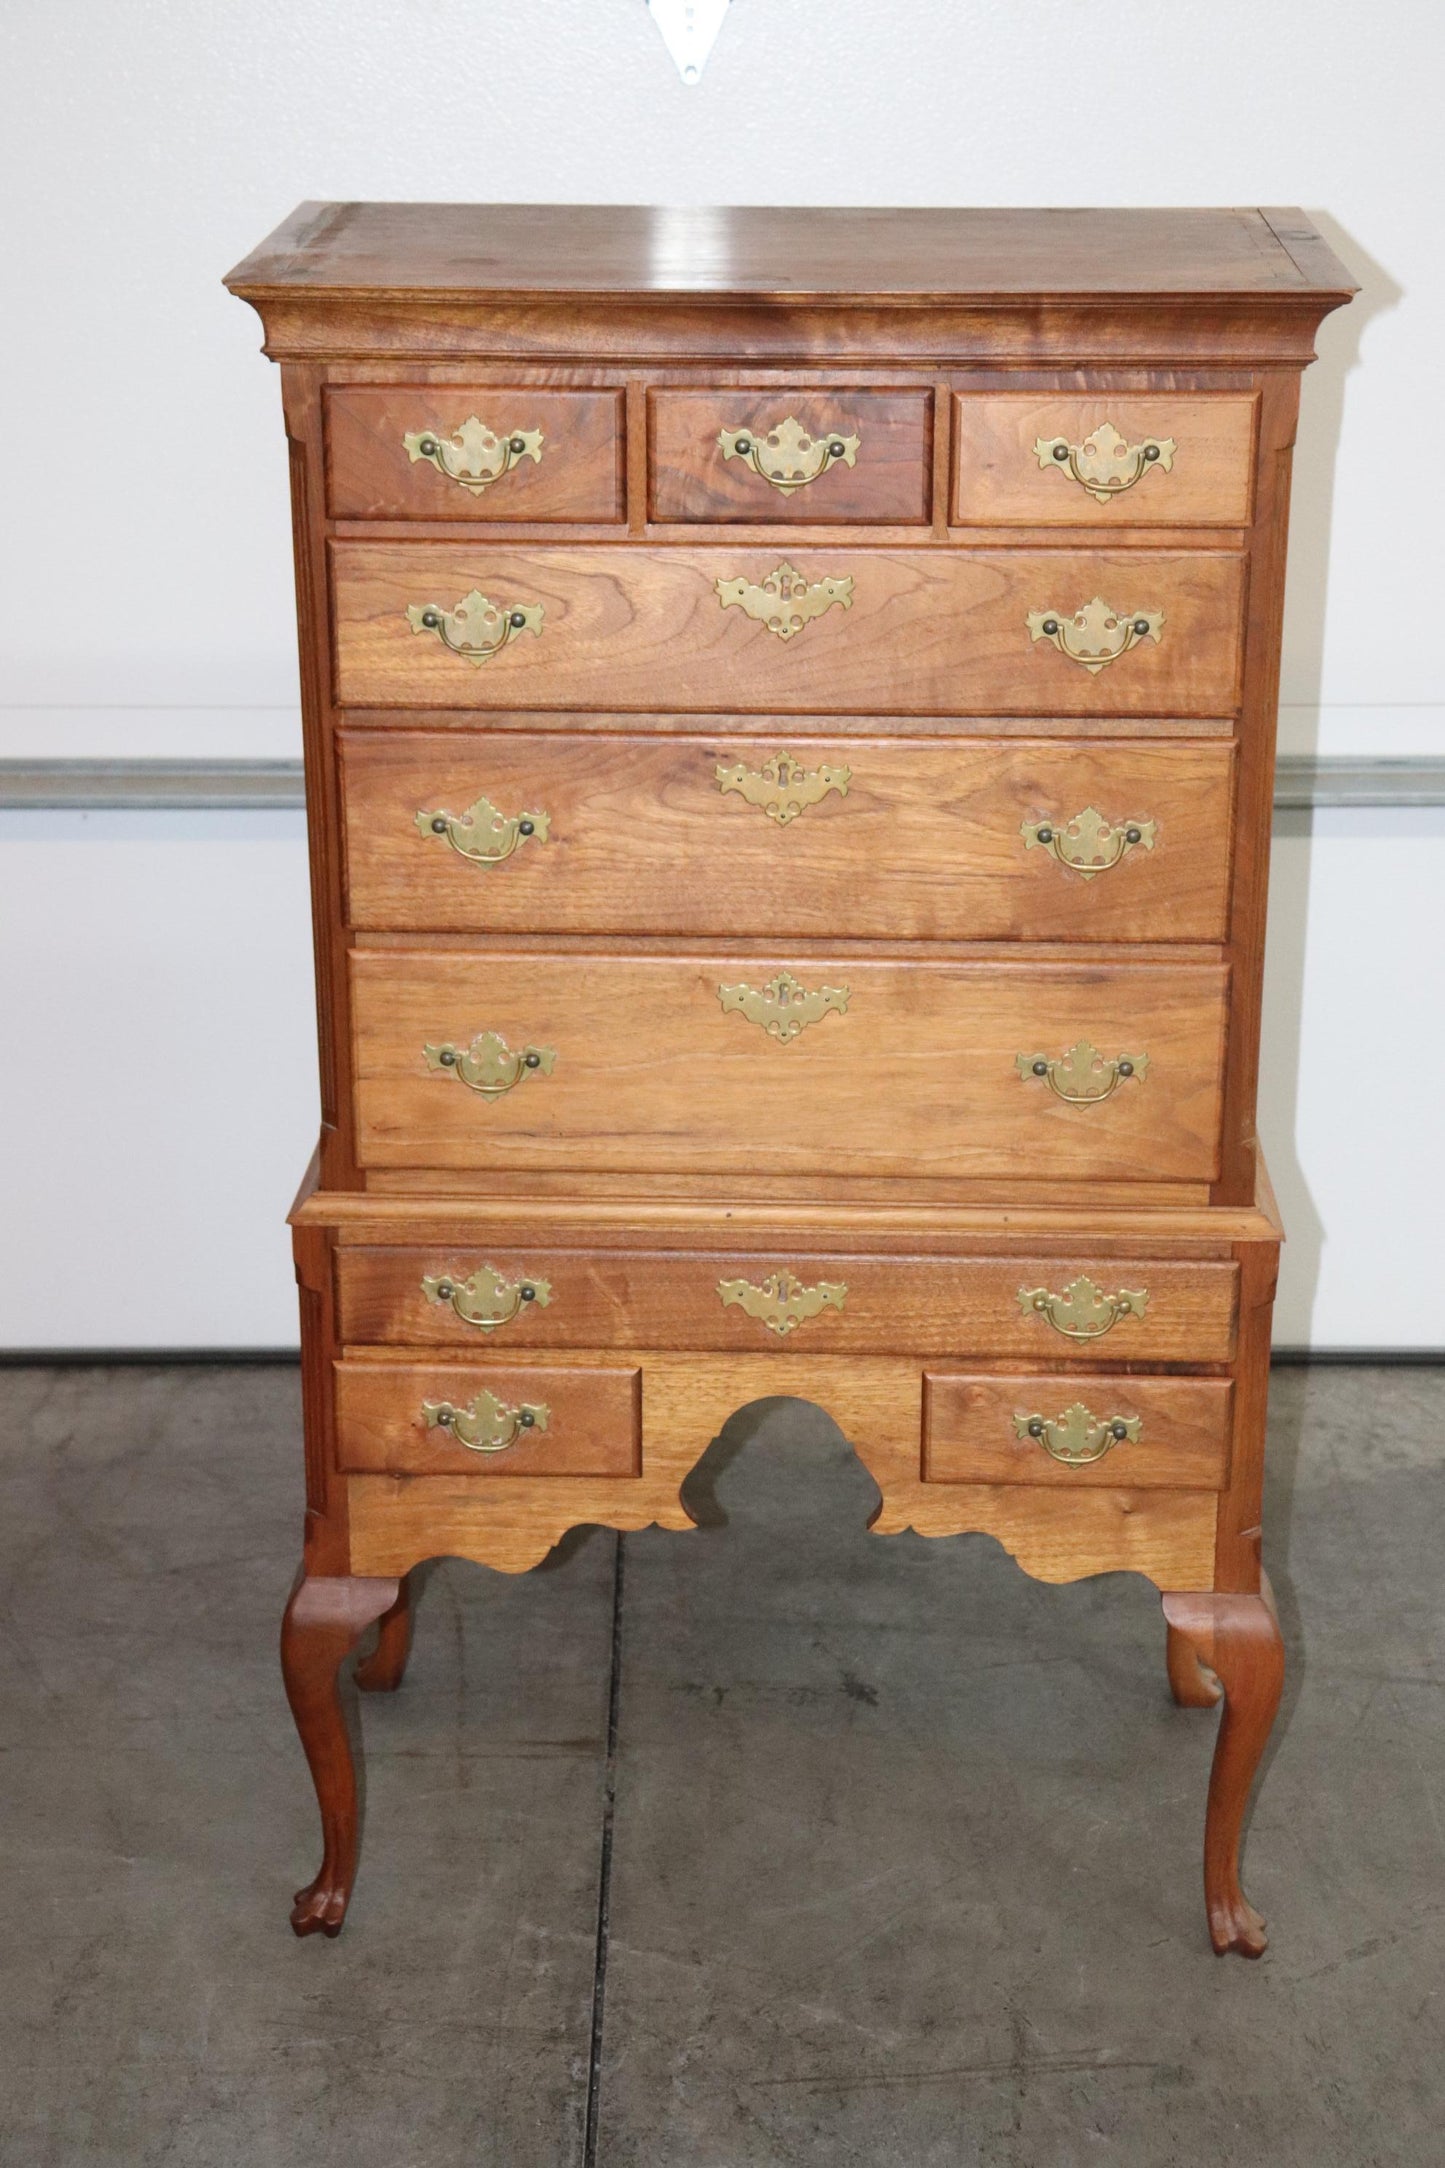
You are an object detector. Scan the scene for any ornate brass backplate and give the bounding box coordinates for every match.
[422,1264,554,1330]
[415,793,551,866]
[424,1029,557,1097]
[717,415,861,494]
[403,416,544,494]
[718,1270,848,1336]
[422,1389,550,1455]
[1015,1041,1149,1104]
[1016,1274,1149,1341]
[1033,420,1176,503]
[717,969,850,1041]
[406,590,544,666]
[1013,1402,1142,1467]
[714,751,852,825]
[1020,807,1157,878]
[715,562,854,640]
[1026,597,1164,674]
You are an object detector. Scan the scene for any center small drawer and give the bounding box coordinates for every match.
[335,1358,641,1477]
[648,388,932,523]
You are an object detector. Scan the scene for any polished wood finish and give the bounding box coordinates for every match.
[229,203,1353,1951]
[340,732,1236,943]
[333,544,1246,717]
[335,1358,641,1476]
[325,387,623,521]
[354,1574,415,1692]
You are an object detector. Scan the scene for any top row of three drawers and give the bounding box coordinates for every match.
[325,390,1258,528]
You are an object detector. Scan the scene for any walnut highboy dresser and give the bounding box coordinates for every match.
[225,204,1354,1953]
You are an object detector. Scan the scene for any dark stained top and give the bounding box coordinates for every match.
[225,203,1355,305]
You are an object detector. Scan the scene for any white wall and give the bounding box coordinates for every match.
[1,0,1441,1348]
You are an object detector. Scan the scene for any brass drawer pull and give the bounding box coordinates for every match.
[718,1270,848,1336]
[1017,1275,1148,1341]
[403,415,544,494]
[717,415,860,494]
[1016,1040,1149,1104]
[1026,596,1164,674]
[424,1029,557,1097]
[715,750,852,825]
[1014,1401,1142,1467]
[1020,807,1157,878]
[406,589,544,667]
[716,560,853,640]
[423,1265,554,1330]
[417,793,551,866]
[1033,420,1176,503]
[718,969,849,1041]
[423,1389,550,1456]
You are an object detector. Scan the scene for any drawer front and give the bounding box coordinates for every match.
[335,1359,640,1476]
[325,389,624,522]
[648,389,931,523]
[338,1247,1239,1360]
[924,1373,1233,1489]
[341,732,1234,941]
[349,951,1228,1182]
[332,544,1245,717]
[953,395,1257,528]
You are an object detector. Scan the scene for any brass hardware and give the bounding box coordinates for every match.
[716,562,853,641]
[1026,597,1164,674]
[1016,1041,1149,1104]
[422,1388,550,1456]
[406,590,544,667]
[1033,420,1176,504]
[403,416,544,494]
[1013,1402,1142,1467]
[1017,1275,1149,1342]
[718,1270,848,1336]
[1020,807,1157,878]
[714,751,852,826]
[416,793,551,866]
[422,1265,554,1331]
[717,415,861,494]
[424,1030,557,1097]
[717,969,849,1041]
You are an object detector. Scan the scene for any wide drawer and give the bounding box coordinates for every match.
[648,389,932,523]
[331,544,1245,717]
[325,388,624,522]
[953,395,1258,528]
[334,1358,641,1476]
[340,732,1235,941]
[338,1247,1239,1359]
[925,1373,1233,1489]
[349,950,1229,1182]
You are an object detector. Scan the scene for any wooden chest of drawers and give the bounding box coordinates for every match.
[226,203,1353,1953]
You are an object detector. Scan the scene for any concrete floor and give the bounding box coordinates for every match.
[1,1363,1442,2166]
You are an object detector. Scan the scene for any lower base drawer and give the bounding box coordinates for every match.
[923,1372,1232,1490]
[335,1359,641,1477]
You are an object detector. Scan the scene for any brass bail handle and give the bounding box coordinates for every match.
[1026,597,1164,674]
[1016,1041,1148,1105]
[1013,1403,1142,1467]
[424,1030,557,1097]
[1034,420,1176,502]
[718,415,861,494]
[407,590,544,666]
[422,1265,554,1330]
[1020,808,1157,878]
[1017,1275,1148,1341]
[416,794,551,866]
[423,1389,550,1456]
[403,416,545,494]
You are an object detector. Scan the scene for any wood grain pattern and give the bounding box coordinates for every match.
[334,1358,641,1476]
[339,731,1236,943]
[923,1373,1233,1490]
[953,394,1257,527]
[331,544,1247,717]
[337,1245,1239,1359]
[349,949,1230,1183]
[325,387,624,521]
[648,388,931,523]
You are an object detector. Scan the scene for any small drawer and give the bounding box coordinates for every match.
[953,395,1257,528]
[648,389,931,523]
[337,1247,1238,1360]
[923,1373,1233,1489]
[334,1358,640,1476]
[325,388,624,522]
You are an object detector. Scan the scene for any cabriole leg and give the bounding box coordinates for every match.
[1161,1577,1285,1957]
[280,1570,402,1937]
[355,1572,415,1693]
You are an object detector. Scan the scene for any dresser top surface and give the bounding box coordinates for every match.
[225,202,1354,305]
